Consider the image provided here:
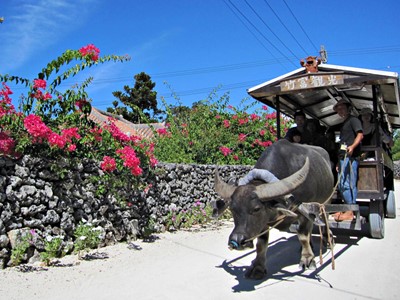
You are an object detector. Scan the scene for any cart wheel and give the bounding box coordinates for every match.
[369,200,385,239]
[385,190,396,219]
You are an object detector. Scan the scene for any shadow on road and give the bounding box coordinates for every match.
[217,232,363,293]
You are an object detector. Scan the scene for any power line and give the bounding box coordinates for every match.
[5,45,400,96]
[223,0,277,60]
[329,46,400,56]
[243,0,300,62]
[94,79,264,107]
[262,0,309,56]
[282,0,318,53]
[225,0,296,68]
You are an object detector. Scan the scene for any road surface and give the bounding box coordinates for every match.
[1,183,400,300]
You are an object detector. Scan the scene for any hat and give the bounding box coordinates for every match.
[333,99,351,112]
[360,107,373,115]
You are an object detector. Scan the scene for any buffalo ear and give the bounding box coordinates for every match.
[210,199,228,218]
[275,207,297,218]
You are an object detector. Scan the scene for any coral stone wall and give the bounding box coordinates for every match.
[0,155,251,268]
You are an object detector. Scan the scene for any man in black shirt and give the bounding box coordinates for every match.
[333,99,363,221]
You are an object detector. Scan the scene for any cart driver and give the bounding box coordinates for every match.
[333,99,364,222]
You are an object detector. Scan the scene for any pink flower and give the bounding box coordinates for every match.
[143,184,153,194]
[43,92,52,100]
[157,128,169,136]
[116,146,143,176]
[150,156,158,167]
[0,132,15,155]
[238,133,247,142]
[265,112,276,120]
[33,79,46,89]
[250,114,259,121]
[0,83,15,117]
[67,144,77,152]
[48,132,66,149]
[215,115,221,119]
[259,130,266,136]
[79,44,100,61]
[31,90,43,100]
[105,119,130,142]
[90,127,103,142]
[61,127,81,142]
[262,105,268,111]
[219,146,232,157]
[24,114,52,141]
[238,118,249,125]
[262,140,273,147]
[253,139,272,148]
[223,120,230,128]
[233,155,239,161]
[101,156,117,172]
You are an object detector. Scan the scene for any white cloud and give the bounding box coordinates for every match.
[0,0,94,73]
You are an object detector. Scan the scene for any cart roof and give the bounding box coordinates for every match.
[248,64,400,130]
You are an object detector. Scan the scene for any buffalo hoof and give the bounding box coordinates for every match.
[245,264,267,280]
[299,258,316,270]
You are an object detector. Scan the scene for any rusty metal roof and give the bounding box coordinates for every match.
[248,64,400,131]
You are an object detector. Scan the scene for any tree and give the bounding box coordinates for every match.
[108,72,162,123]
[392,130,400,161]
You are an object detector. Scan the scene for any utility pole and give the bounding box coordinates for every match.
[319,45,328,63]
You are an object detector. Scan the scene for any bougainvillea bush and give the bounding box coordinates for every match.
[153,94,292,165]
[1,44,290,174]
[0,45,156,185]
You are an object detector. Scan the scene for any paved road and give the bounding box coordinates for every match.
[1,183,400,300]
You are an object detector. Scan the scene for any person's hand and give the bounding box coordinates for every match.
[347,145,354,156]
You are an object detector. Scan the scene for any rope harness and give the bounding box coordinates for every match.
[242,152,350,271]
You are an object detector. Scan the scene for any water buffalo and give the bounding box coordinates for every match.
[214,139,334,279]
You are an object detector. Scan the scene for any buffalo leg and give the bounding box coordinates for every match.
[245,232,269,279]
[297,218,316,270]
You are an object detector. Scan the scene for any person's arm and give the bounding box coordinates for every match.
[347,132,363,156]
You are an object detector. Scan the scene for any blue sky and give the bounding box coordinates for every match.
[1,0,400,113]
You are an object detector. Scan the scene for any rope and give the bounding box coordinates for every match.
[318,204,335,270]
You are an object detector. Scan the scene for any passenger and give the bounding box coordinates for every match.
[306,119,326,147]
[332,99,364,222]
[284,110,312,144]
[290,128,302,143]
[360,107,393,148]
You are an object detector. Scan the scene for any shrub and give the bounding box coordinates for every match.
[73,222,102,256]
[153,93,292,165]
[0,45,156,188]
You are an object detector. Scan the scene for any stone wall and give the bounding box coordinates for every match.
[0,155,251,268]
[394,161,400,179]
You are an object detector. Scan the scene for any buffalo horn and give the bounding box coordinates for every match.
[255,157,310,201]
[214,167,236,202]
